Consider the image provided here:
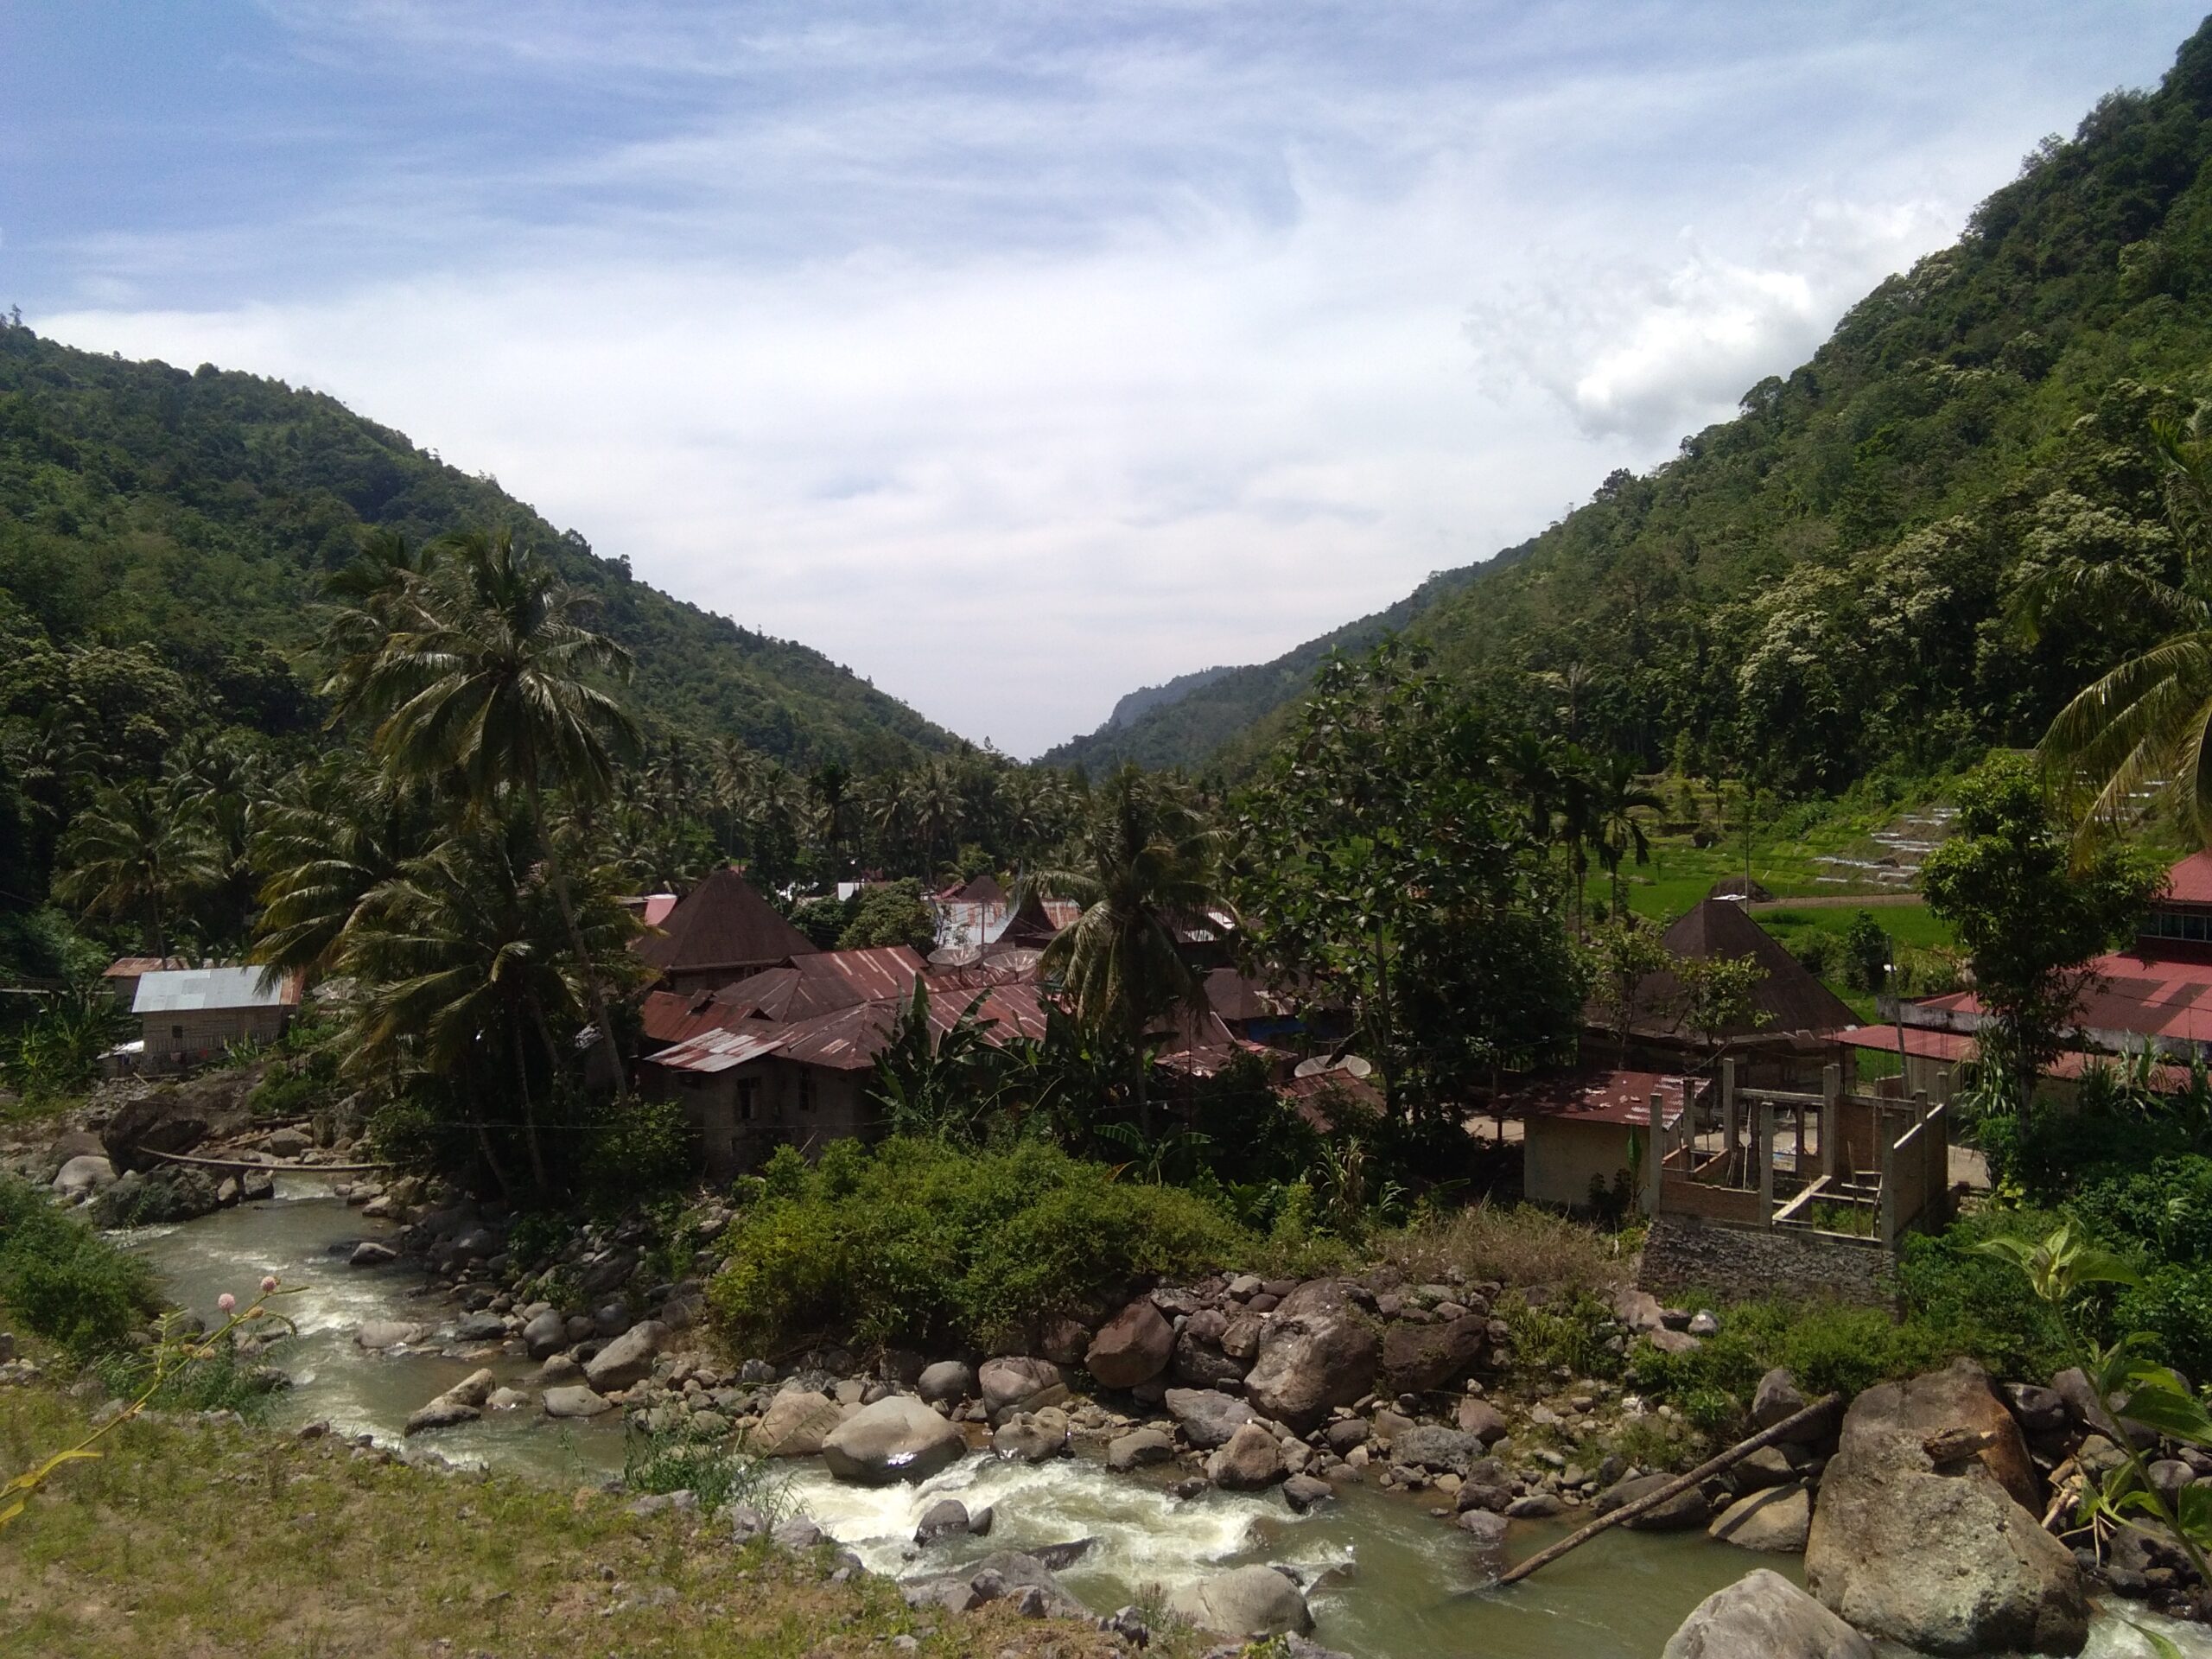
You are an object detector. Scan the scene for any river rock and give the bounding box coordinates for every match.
[53,1154,117,1195]
[1282,1474,1333,1513]
[542,1384,613,1419]
[1038,1316,1091,1367]
[537,1352,584,1385]
[754,1389,844,1458]
[583,1319,667,1393]
[1804,1362,2088,1656]
[349,1240,397,1268]
[404,1375,486,1434]
[918,1360,973,1403]
[1380,1314,1484,1395]
[1390,1425,1481,1475]
[1243,1280,1379,1433]
[1752,1368,1815,1433]
[264,1127,312,1158]
[978,1357,1068,1421]
[915,1498,972,1543]
[1207,1421,1286,1490]
[994,1408,1070,1462]
[820,1394,966,1484]
[355,1320,427,1351]
[1109,1428,1176,1471]
[522,1308,568,1359]
[1166,1565,1314,1639]
[1086,1300,1174,1390]
[1708,1483,1811,1553]
[1456,1396,1508,1442]
[454,1311,506,1343]
[486,1387,529,1410]
[1166,1387,1255,1449]
[2000,1381,2068,1437]
[1662,1567,1872,1659]
[1173,1325,1247,1389]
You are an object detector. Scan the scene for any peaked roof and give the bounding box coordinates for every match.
[949,873,1006,906]
[633,868,818,979]
[2162,851,2212,905]
[134,966,300,1014]
[1621,899,1858,1037]
[988,890,1076,948]
[713,946,929,1025]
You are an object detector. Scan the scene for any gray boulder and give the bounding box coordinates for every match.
[1456,1396,1508,1442]
[1708,1483,1811,1553]
[1165,1387,1255,1449]
[1597,1472,1711,1530]
[1379,1314,1484,1394]
[993,1407,1070,1463]
[1242,1280,1379,1432]
[820,1394,967,1484]
[978,1356,1067,1421]
[354,1320,427,1351]
[1663,1568,1872,1659]
[753,1389,844,1458]
[1108,1428,1176,1471]
[403,1368,495,1435]
[917,1359,974,1403]
[1389,1425,1482,1475]
[53,1154,116,1196]
[541,1384,613,1418]
[914,1498,972,1544]
[1206,1421,1286,1491]
[582,1319,667,1393]
[1805,1363,2087,1656]
[349,1240,397,1268]
[1166,1566,1313,1639]
[521,1308,569,1359]
[1086,1300,1175,1390]
[1751,1368,1813,1433]
[453,1311,506,1343]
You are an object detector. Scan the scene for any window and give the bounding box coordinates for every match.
[171,1025,184,1043]
[736,1079,759,1123]
[798,1071,816,1113]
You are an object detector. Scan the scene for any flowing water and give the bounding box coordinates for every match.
[124,1184,2212,1659]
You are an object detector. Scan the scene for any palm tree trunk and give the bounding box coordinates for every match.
[528,780,629,1098]
[510,1007,551,1195]
[475,1121,513,1202]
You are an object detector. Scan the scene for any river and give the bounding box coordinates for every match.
[124,1181,2212,1659]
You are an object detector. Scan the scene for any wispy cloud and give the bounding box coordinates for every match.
[10,0,2202,752]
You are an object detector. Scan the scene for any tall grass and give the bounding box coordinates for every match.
[0,1175,161,1360]
[1376,1202,1634,1296]
[622,1421,790,1517]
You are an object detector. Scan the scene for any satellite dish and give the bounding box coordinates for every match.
[1293,1056,1329,1078]
[1339,1055,1374,1078]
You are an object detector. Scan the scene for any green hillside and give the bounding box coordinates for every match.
[1070,16,2212,789]
[0,325,955,768]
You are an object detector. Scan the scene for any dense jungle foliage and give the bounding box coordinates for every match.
[1052,19,2212,790]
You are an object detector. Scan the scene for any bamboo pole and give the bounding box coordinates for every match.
[1494,1393,1842,1587]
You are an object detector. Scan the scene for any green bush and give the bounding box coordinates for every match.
[0,1175,162,1360]
[1893,1210,2075,1381]
[1628,1296,1961,1431]
[581,1097,693,1212]
[708,1137,1250,1351]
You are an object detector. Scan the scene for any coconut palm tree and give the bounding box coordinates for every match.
[2032,413,2212,843]
[342,528,642,1083]
[1031,766,1226,1139]
[55,779,221,957]
[251,756,429,982]
[1591,751,1666,917]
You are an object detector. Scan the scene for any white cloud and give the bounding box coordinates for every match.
[23,1,2207,753]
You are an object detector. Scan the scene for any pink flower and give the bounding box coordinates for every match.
[217,1293,237,1313]
[261,1275,279,1294]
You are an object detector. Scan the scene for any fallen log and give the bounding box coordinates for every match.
[1496,1392,1842,1586]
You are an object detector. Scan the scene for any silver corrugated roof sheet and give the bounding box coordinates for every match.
[131,967,298,1015]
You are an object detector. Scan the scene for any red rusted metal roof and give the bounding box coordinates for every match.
[650,1027,786,1074]
[1841,1023,2195,1090]
[1492,1068,1700,1129]
[105,956,186,978]
[2164,852,2212,905]
[633,867,818,978]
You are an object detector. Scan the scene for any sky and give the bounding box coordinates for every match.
[3,3,2206,756]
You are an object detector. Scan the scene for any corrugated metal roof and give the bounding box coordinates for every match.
[105,956,185,979]
[133,967,299,1014]
[1494,1068,1701,1128]
[634,867,818,977]
[651,1027,785,1074]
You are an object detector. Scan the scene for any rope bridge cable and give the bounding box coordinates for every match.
[138,1147,394,1176]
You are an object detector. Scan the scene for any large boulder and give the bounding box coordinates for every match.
[1708,1484,1811,1553]
[53,1154,117,1197]
[582,1319,668,1393]
[1662,1568,1872,1659]
[521,1308,569,1359]
[753,1389,844,1458]
[1597,1471,1711,1530]
[1242,1281,1379,1432]
[541,1384,613,1419]
[992,1408,1070,1463]
[917,1360,974,1403]
[1166,1566,1314,1639]
[102,1094,213,1173]
[1165,1387,1255,1450]
[820,1395,967,1484]
[91,1167,220,1226]
[1206,1421,1286,1490]
[1086,1300,1175,1390]
[1380,1314,1485,1395]
[1108,1428,1176,1471]
[978,1357,1068,1421]
[1804,1362,2088,1656]
[355,1320,428,1351]
[1389,1425,1483,1476]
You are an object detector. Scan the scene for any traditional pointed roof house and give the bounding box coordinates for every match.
[633,867,819,995]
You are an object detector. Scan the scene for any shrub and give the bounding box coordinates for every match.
[623,1421,789,1516]
[0,1175,162,1360]
[707,1137,1249,1351]
[1893,1209,2075,1380]
[580,1097,692,1212]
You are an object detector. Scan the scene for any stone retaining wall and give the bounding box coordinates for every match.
[1638,1213,1891,1305]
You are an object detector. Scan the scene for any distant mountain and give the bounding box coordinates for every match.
[1060,16,2212,790]
[0,325,957,767]
[1040,563,1486,773]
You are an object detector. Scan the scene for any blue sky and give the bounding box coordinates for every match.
[4,3,2207,754]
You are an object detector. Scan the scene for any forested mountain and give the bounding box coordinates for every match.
[1041,563,1482,772]
[1065,17,2212,790]
[0,324,955,769]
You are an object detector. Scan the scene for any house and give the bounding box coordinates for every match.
[102,956,185,1008]
[1594,899,1858,1088]
[131,966,300,1074]
[931,873,1010,953]
[1859,851,2212,1101]
[1495,1067,1703,1211]
[632,867,818,995]
[642,953,1049,1178]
